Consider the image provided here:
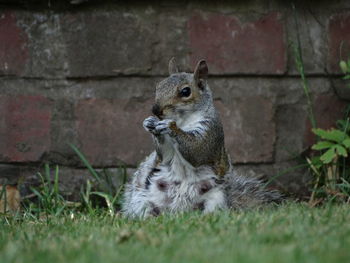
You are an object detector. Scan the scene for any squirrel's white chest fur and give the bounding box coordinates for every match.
[156,111,212,184]
[158,111,207,178]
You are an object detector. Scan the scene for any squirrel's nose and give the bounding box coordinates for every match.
[152,104,163,118]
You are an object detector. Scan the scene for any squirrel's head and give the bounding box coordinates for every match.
[152,58,212,121]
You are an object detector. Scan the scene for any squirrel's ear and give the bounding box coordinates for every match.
[194,60,208,82]
[168,57,179,75]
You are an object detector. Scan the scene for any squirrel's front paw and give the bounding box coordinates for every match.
[143,116,159,133]
[154,119,176,136]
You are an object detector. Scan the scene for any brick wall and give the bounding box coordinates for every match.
[0,0,349,198]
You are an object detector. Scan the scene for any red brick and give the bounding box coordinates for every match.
[75,99,153,166]
[215,96,275,163]
[0,96,52,162]
[304,94,347,147]
[328,13,350,73]
[60,11,156,77]
[188,12,286,74]
[0,11,28,75]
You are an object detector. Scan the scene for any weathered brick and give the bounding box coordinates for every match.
[328,12,350,73]
[286,10,327,75]
[75,98,154,166]
[49,99,78,166]
[0,96,52,162]
[275,105,307,162]
[152,11,191,75]
[210,77,332,108]
[60,11,157,77]
[215,96,276,163]
[333,78,350,100]
[16,12,68,78]
[188,12,286,74]
[0,11,29,76]
[0,165,21,185]
[304,94,347,147]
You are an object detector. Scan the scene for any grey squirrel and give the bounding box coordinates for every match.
[122,58,281,218]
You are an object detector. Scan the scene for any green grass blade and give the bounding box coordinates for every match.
[69,143,101,183]
[54,165,60,202]
[44,163,52,188]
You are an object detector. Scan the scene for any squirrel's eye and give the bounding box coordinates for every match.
[179,87,191,98]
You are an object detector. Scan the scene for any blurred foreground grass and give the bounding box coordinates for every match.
[1,202,349,263]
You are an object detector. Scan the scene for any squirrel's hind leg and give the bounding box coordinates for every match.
[201,187,227,213]
[121,151,159,218]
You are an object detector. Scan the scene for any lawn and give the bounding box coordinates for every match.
[0,202,349,263]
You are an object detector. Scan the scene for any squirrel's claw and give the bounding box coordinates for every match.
[154,119,176,135]
[143,116,176,136]
[143,116,158,133]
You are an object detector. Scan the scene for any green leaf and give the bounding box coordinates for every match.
[320,147,336,164]
[343,139,350,148]
[340,60,348,74]
[312,128,348,143]
[312,141,334,150]
[343,75,350,80]
[310,156,323,169]
[334,145,348,157]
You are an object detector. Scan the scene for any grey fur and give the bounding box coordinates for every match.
[122,59,282,218]
[223,171,282,210]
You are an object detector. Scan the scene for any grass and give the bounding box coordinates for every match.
[1,202,350,263]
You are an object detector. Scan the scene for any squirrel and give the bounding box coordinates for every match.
[122,58,281,218]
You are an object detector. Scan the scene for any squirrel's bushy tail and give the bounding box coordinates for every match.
[224,171,283,209]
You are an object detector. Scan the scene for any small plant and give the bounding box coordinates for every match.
[308,124,350,202]
[312,128,350,165]
[29,164,67,220]
[69,143,127,214]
